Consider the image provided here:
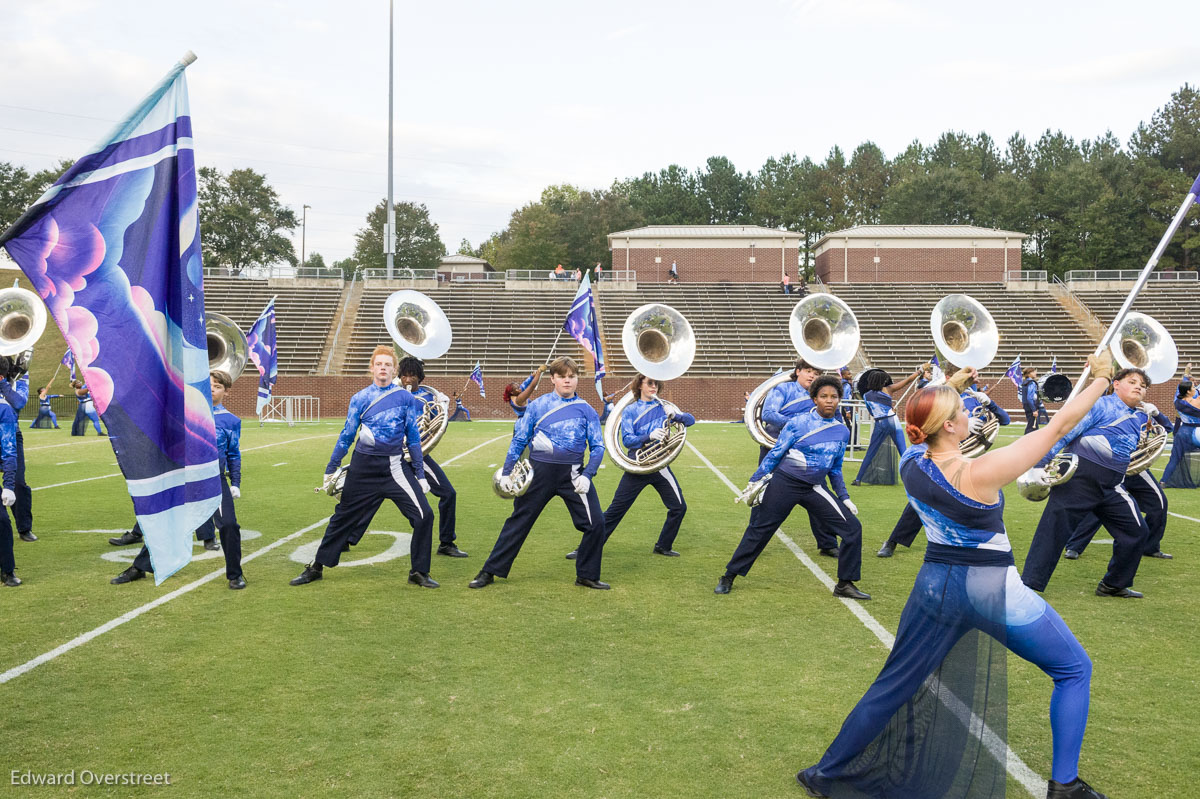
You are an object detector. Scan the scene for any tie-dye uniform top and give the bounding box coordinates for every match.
[504,392,604,478]
[0,402,16,489]
[0,376,29,412]
[751,408,850,499]
[1037,393,1147,476]
[762,380,814,436]
[213,404,242,487]
[863,389,894,420]
[327,383,425,479]
[620,399,696,456]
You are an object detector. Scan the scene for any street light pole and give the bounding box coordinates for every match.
[385,0,395,279]
[301,204,310,270]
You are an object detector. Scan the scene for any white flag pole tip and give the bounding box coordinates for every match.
[180,51,197,66]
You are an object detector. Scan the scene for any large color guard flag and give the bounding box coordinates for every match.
[0,54,219,584]
[1004,356,1023,387]
[563,273,605,390]
[469,361,485,398]
[246,297,278,415]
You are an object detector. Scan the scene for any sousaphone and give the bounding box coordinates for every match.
[1112,312,1177,475]
[930,294,999,457]
[384,289,453,455]
[205,311,250,381]
[0,285,48,374]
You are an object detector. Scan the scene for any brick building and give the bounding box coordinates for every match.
[607,225,803,283]
[814,225,1027,283]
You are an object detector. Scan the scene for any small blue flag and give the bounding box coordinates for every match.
[1004,355,1023,388]
[1050,355,1058,374]
[469,361,485,398]
[563,274,605,389]
[246,297,277,415]
[61,348,76,381]
[929,352,945,384]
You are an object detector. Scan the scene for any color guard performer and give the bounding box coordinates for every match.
[70,379,105,436]
[290,346,437,588]
[716,375,868,599]
[30,385,62,429]
[796,356,1112,799]
[470,357,610,590]
[503,365,546,418]
[1161,365,1200,487]
[852,365,927,486]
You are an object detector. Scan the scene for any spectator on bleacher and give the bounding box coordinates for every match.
[595,263,603,282]
[1162,365,1200,488]
[573,268,582,283]
[554,264,565,281]
[797,273,809,297]
[781,274,791,295]
[851,365,928,486]
[1021,367,1047,434]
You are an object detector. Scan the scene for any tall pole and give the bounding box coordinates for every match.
[301,204,310,269]
[385,0,395,279]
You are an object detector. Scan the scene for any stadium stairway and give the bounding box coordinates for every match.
[1071,284,1200,370]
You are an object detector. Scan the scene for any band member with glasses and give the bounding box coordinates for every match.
[796,358,1113,799]
[852,365,927,486]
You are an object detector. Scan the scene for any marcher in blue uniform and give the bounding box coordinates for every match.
[290,345,437,588]
[796,357,1113,799]
[1022,368,1156,598]
[761,360,839,554]
[852,364,927,486]
[1161,368,1200,487]
[916,365,933,390]
[29,386,61,429]
[470,357,610,590]
[837,367,855,432]
[112,371,247,589]
[0,361,35,543]
[398,356,467,559]
[448,391,471,422]
[1021,367,1048,434]
[716,376,869,599]
[877,375,1012,557]
[69,380,105,436]
[568,373,694,559]
[0,396,21,586]
[503,366,545,419]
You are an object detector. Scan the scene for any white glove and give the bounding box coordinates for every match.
[322,471,338,490]
[498,474,516,495]
[1027,467,1051,486]
[1141,402,1158,417]
[843,498,858,516]
[419,478,430,493]
[735,479,764,505]
[1,489,13,507]
[648,427,669,443]
[665,408,677,420]
[967,416,985,436]
[229,486,241,500]
[572,475,591,494]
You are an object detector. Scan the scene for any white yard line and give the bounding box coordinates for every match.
[684,439,1046,799]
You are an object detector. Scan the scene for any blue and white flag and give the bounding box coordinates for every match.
[246,297,277,415]
[469,361,485,398]
[563,274,605,391]
[1050,355,1058,374]
[929,352,945,384]
[1004,355,1023,388]
[61,348,76,381]
[0,54,219,584]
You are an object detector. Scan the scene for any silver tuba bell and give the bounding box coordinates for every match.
[0,286,47,375]
[745,293,860,448]
[493,458,534,499]
[384,289,453,455]
[205,311,250,381]
[603,304,696,474]
[930,294,1001,457]
[1112,312,1177,475]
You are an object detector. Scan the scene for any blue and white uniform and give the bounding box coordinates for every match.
[30,392,61,429]
[1021,376,1045,434]
[800,444,1093,793]
[484,392,607,582]
[412,385,459,547]
[761,379,838,548]
[449,395,471,422]
[853,388,906,484]
[1023,394,1150,592]
[509,373,537,417]
[585,398,694,553]
[725,408,862,581]
[71,388,104,436]
[1162,379,1200,487]
[310,383,434,574]
[0,376,32,537]
[0,401,18,577]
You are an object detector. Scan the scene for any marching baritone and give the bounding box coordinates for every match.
[112,371,247,589]
[398,356,467,558]
[470,357,610,590]
[568,373,694,559]
[717,375,869,599]
[290,346,438,588]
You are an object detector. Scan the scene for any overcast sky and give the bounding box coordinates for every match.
[1,0,1195,265]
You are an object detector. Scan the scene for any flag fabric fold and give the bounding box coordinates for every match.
[469,361,485,398]
[0,55,219,584]
[1004,356,1023,388]
[246,297,278,415]
[61,348,76,381]
[563,274,605,389]
[929,352,945,384]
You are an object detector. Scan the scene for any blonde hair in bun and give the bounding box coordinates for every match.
[904,385,961,445]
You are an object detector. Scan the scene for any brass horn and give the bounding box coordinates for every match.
[205,312,249,381]
[745,293,860,448]
[0,286,47,358]
[930,294,1000,457]
[384,289,452,360]
[1112,312,1177,475]
[603,304,696,474]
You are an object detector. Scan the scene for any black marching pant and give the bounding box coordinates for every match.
[1022,457,1148,591]
[757,445,838,550]
[312,450,434,573]
[726,470,863,581]
[597,466,686,550]
[1066,469,1168,556]
[133,475,243,579]
[483,461,606,581]
[885,502,923,549]
[12,431,31,536]
[424,456,457,545]
[0,502,14,574]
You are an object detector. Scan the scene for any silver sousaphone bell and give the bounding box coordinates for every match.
[930,294,1000,458]
[384,289,454,456]
[1112,311,1177,476]
[0,286,48,375]
[205,311,250,381]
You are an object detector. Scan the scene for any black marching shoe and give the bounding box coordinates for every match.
[437,543,469,558]
[714,574,734,595]
[565,549,578,560]
[408,571,440,588]
[1144,550,1173,559]
[289,563,323,586]
[833,580,871,600]
[575,577,611,590]
[876,541,896,558]
[228,575,247,590]
[796,770,829,798]
[468,570,494,589]
[1063,549,1080,560]
[18,531,37,542]
[1047,775,1109,799]
[111,566,146,585]
[1,571,22,587]
[817,547,839,558]
[653,544,681,557]
[203,539,220,551]
[108,529,143,546]
[1096,580,1142,598]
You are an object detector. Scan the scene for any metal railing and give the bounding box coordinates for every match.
[260,395,321,426]
[1005,269,1048,282]
[360,268,438,281]
[439,271,506,283]
[505,269,637,282]
[1064,269,1198,283]
[203,265,345,280]
[1051,274,1104,333]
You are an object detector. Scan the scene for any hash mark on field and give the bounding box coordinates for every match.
[273,462,287,467]
[684,439,1046,799]
[55,461,77,466]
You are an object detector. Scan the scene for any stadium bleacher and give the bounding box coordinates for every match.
[1071,283,1200,370]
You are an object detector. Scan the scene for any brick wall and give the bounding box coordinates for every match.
[614,246,800,284]
[815,247,1021,283]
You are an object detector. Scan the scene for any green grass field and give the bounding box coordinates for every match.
[2,420,1197,797]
